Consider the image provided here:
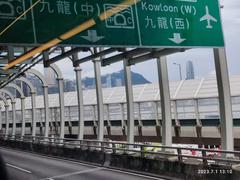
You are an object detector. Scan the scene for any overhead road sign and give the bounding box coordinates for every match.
[0,0,224,48]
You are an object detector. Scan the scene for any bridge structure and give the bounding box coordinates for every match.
[0,0,239,179]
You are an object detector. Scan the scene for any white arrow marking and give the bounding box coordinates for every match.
[169,33,186,44]
[81,30,104,43]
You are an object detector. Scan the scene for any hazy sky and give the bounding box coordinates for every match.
[51,0,240,83]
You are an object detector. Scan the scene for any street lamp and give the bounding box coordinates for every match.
[173,62,182,80]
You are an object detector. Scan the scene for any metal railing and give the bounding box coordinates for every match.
[1,134,240,166]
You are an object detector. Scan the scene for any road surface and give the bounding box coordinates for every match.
[0,147,164,180]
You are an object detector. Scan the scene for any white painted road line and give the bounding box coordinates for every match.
[41,167,104,180]
[6,163,32,174]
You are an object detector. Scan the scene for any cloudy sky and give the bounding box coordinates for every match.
[50,0,240,83]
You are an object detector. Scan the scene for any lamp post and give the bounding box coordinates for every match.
[173,63,182,80]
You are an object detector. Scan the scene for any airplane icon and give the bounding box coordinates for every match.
[200,6,217,29]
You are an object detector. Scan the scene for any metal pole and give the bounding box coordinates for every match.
[43,86,50,138]
[213,48,233,151]
[194,99,201,126]
[123,59,135,144]
[157,56,172,146]
[31,92,37,137]
[0,107,2,130]
[11,101,16,138]
[57,77,65,140]
[5,105,9,138]
[93,53,104,141]
[20,98,25,138]
[74,66,84,140]
[120,103,126,135]
[173,100,180,126]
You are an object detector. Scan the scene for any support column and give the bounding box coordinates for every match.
[93,58,104,141]
[157,56,172,146]
[5,105,9,138]
[67,106,72,135]
[43,86,50,138]
[31,92,37,137]
[0,107,2,130]
[173,100,181,137]
[57,77,65,140]
[120,103,126,136]
[11,101,16,138]
[213,48,233,151]
[137,103,143,136]
[20,98,26,138]
[75,66,84,140]
[153,102,161,137]
[123,59,135,144]
[106,104,111,136]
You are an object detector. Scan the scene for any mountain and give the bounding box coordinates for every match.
[82,70,151,89]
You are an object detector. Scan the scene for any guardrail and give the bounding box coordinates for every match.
[1,134,240,166]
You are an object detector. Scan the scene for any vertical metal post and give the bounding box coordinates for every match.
[5,105,9,138]
[43,86,50,138]
[74,66,84,140]
[213,48,233,151]
[11,101,16,138]
[0,107,2,130]
[123,59,135,144]
[194,99,201,126]
[106,104,111,135]
[173,100,180,126]
[93,54,104,141]
[57,77,65,140]
[173,100,181,137]
[120,103,126,135]
[153,102,160,125]
[7,46,14,61]
[31,92,37,137]
[20,98,26,138]
[137,102,143,136]
[157,56,172,146]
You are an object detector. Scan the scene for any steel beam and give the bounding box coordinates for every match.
[49,63,65,140]
[129,48,186,66]
[27,69,50,139]
[44,47,84,67]
[123,59,135,144]
[11,101,16,137]
[0,107,2,130]
[74,66,85,140]
[73,48,117,66]
[93,50,104,141]
[5,105,9,138]
[17,77,37,137]
[6,83,26,138]
[157,56,172,146]
[0,89,16,137]
[20,98,25,137]
[102,48,153,66]
[57,77,65,139]
[213,48,234,152]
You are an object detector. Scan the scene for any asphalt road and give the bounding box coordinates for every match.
[0,147,164,180]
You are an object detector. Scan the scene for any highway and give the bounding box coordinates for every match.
[0,147,164,180]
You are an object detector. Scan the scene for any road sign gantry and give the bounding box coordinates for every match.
[0,0,224,47]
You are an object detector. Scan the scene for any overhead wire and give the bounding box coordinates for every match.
[0,0,41,36]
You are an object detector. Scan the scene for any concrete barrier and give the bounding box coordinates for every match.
[0,139,237,180]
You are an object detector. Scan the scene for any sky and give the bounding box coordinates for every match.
[47,0,240,83]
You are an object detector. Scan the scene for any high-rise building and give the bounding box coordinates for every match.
[186,61,195,80]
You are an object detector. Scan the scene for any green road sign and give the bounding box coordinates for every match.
[0,0,224,47]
